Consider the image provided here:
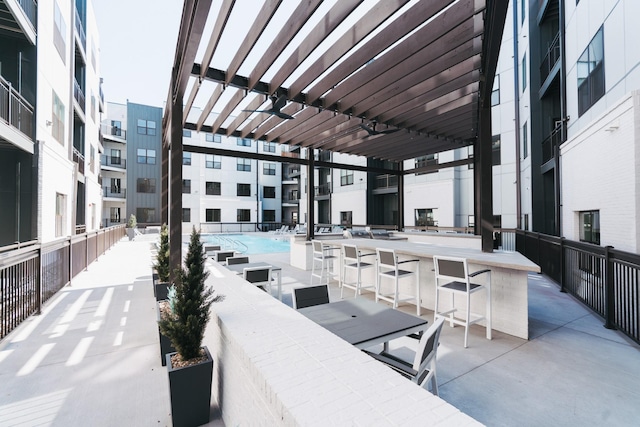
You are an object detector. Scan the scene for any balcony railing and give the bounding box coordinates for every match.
[103,187,126,198]
[540,33,561,84]
[541,123,563,164]
[16,0,37,28]
[73,148,85,175]
[75,7,86,50]
[73,79,85,113]
[101,124,126,139]
[374,174,398,189]
[314,182,332,196]
[100,155,126,169]
[0,75,34,140]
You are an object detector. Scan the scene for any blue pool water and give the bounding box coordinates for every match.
[202,233,290,255]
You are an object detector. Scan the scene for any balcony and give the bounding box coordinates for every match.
[0,75,34,143]
[101,124,126,140]
[75,7,86,51]
[540,33,560,86]
[101,155,126,169]
[314,182,332,197]
[374,174,398,189]
[73,148,85,175]
[73,79,85,113]
[103,186,126,199]
[541,123,563,165]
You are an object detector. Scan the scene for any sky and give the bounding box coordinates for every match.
[93,0,183,109]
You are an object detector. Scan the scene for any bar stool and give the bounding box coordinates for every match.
[311,240,338,286]
[433,255,491,348]
[375,248,421,316]
[340,244,376,298]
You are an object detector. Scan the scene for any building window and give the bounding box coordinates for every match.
[205,154,221,169]
[415,209,436,227]
[111,120,122,136]
[52,90,65,144]
[90,94,96,122]
[263,141,276,152]
[137,178,156,193]
[237,158,251,172]
[491,75,500,106]
[263,162,276,175]
[183,152,191,165]
[415,154,438,175]
[137,119,157,135]
[53,2,66,63]
[137,149,156,164]
[340,211,352,226]
[110,178,121,194]
[110,207,121,223]
[206,208,221,222]
[237,209,251,222]
[522,122,528,159]
[136,208,155,223]
[182,179,191,194]
[521,54,527,91]
[237,183,251,196]
[237,138,252,147]
[492,135,501,166]
[206,181,221,195]
[579,210,600,245]
[206,133,221,143]
[264,186,276,198]
[182,208,191,223]
[578,27,605,117]
[183,129,192,138]
[340,170,354,186]
[89,145,95,173]
[110,149,121,165]
[55,193,66,237]
[263,210,276,222]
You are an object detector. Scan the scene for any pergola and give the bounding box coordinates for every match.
[162,0,509,272]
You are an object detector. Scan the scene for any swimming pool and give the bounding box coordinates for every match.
[202,233,290,255]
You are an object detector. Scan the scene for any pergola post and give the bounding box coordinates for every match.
[478,104,494,253]
[397,164,404,231]
[306,149,315,241]
[169,97,183,278]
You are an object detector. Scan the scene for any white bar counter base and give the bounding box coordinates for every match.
[204,260,482,426]
[291,233,540,340]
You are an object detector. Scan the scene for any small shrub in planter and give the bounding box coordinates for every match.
[158,227,223,427]
[153,223,170,300]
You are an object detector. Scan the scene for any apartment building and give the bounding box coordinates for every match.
[0,0,103,246]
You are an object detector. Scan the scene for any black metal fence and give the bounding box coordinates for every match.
[1,225,125,340]
[517,230,640,344]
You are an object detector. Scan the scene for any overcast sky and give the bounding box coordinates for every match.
[93,0,183,108]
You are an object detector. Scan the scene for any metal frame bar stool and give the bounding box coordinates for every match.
[311,240,339,286]
[375,248,421,316]
[340,244,376,298]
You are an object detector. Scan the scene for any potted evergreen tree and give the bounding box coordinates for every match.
[158,227,222,427]
[125,214,137,240]
[153,223,170,301]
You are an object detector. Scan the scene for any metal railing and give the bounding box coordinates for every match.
[314,183,332,196]
[17,0,37,28]
[1,225,126,340]
[517,230,640,345]
[73,79,85,112]
[103,187,126,198]
[541,123,563,164]
[540,32,561,84]
[0,75,34,140]
[374,174,398,189]
[73,148,85,175]
[101,124,126,139]
[100,155,126,169]
[74,7,86,50]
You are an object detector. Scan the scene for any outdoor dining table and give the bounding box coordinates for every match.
[224,262,283,301]
[298,298,428,350]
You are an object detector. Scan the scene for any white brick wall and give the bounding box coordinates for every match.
[203,261,482,426]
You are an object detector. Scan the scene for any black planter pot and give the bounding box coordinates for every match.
[156,301,176,366]
[166,346,213,427]
[155,281,170,301]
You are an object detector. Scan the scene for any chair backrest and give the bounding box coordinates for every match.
[204,244,221,253]
[243,266,272,285]
[433,256,468,281]
[343,244,358,261]
[227,256,250,265]
[413,317,445,372]
[215,251,235,263]
[312,240,323,254]
[376,248,397,269]
[292,285,330,309]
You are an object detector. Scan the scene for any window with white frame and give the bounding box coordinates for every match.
[263,141,276,152]
[137,119,156,135]
[205,154,221,169]
[237,158,251,171]
[237,138,252,147]
[55,193,66,237]
[53,2,66,63]
[206,133,221,143]
[340,169,354,186]
[52,90,65,144]
[137,149,156,164]
[183,152,191,165]
[263,162,276,175]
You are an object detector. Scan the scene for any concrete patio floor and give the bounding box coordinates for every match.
[0,234,639,426]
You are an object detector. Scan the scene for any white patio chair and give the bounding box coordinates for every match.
[375,248,421,315]
[310,240,338,286]
[243,266,273,295]
[363,317,445,395]
[433,255,491,348]
[340,244,376,299]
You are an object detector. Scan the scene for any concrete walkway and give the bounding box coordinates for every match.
[0,236,639,426]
